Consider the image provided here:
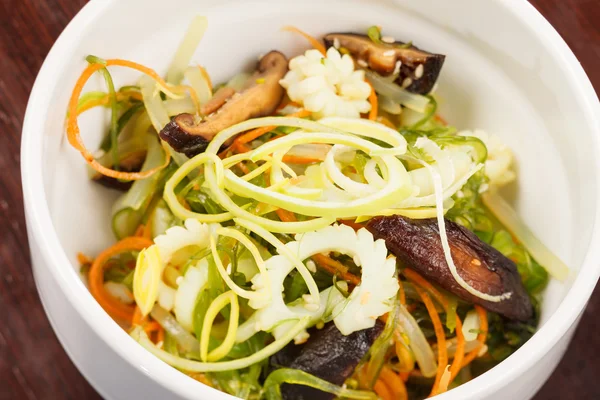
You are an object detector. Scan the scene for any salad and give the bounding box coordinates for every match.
[69,17,569,400]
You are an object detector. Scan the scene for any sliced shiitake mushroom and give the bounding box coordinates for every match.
[366,215,533,321]
[323,33,445,94]
[159,51,288,157]
[270,321,384,400]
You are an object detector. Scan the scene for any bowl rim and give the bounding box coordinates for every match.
[21,0,600,399]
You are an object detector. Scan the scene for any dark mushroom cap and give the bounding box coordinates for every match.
[159,51,288,157]
[323,33,445,94]
[366,215,534,321]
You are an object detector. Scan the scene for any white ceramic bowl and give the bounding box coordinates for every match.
[21,0,600,399]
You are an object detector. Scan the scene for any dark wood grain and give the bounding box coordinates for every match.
[0,1,598,399]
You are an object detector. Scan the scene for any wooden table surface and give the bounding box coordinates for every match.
[1,1,599,399]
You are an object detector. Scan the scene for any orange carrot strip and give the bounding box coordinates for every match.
[398,279,407,306]
[236,109,311,144]
[413,285,447,397]
[449,316,466,380]
[132,306,146,326]
[373,379,394,400]
[367,82,378,121]
[283,26,327,56]
[134,224,145,237]
[434,114,448,126]
[280,154,321,164]
[142,221,153,240]
[182,84,202,115]
[399,372,410,382]
[89,237,153,323]
[67,60,173,181]
[462,305,488,367]
[197,65,213,92]
[337,219,364,231]
[144,321,162,333]
[237,161,251,175]
[404,269,465,381]
[312,253,362,286]
[238,126,274,145]
[275,208,296,223]
[379,366,408,400]
[274,209,361,285]
[77,252,92,266]
[404,269,447,309]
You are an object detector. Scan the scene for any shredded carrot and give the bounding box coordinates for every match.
[434,114,448,126]
[404,269,465,381]
[237,126,275,145]
[373,379,394,400]
[312,253,362,286]
[67,60,173,181]
[283,26,327,56]
[462,305,488,367]
[275,209,361,285]
[449,316,466,380]
[367,82,378,121]
[237,161,251,175]
[88,237,153,322]
[379,366,408,400]
[132,306,145,326]
[337,219,364,231]
[414,285,447,397]
[144,321,162,333]
[281,154,321,164]
[188,372,213,386]
[197,65,213,92]
[275,208,296,223]
[77,252,92,266]
[276,101,301,111]
[134,224,145,237]
[182,84,202,115]
[404,269,447,308]
[236,109,311,145]
[398,280,407,306]
[142,221,153,240]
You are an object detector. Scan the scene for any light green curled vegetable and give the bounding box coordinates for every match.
[264,368,377,400]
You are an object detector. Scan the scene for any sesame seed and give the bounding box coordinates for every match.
[383,50,395,57]
[415,64,424,78]
[175,276,183,286]
[306,260,317,273]
[357,59,368,68]
[402,77,413,88]
[393,60,402,75]
[333,38,341,49]
[471,259,482,266]
[381,35,395,44]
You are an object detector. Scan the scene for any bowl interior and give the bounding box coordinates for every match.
[35,0,598,398]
